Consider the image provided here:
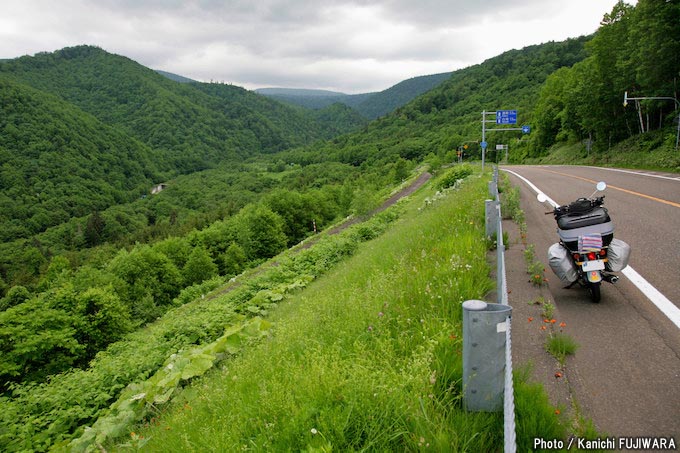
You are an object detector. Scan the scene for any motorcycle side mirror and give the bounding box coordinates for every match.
[596,181,607,192]
[537,193,548,203]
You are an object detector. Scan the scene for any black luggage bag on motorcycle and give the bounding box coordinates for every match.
[555,201,614,252]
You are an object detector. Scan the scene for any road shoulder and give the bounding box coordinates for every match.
[496,215,585,433]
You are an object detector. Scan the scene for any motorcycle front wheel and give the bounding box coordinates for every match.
[588,282,601,303]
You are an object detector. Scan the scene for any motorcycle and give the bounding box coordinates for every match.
[538,182,630,303]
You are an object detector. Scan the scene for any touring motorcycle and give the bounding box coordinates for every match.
[538,182,630,302]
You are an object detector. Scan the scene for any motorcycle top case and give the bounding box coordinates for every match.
[557,207,610,230]
[558,221,614,252]
[606,238,631,272]
[548,243,578,285]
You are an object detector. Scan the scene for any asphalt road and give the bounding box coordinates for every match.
[503,165,680,440]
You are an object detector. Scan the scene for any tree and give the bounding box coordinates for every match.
[76,286,132,355]
[182,246,218,286]
[0,285,31,311]
[530,67,574,154]
[222,242,247,276]
[107,245,182,321]
[236,204,288,260]
[0,299,84,385]
[38,255,72,290]
[628,0,680,96]
[264,189,309,245]
[84,211,106,247]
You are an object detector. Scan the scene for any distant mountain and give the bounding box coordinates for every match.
[155,70,196,83]
[256,88,347,97]
[356,72,452,119]
[255,72,452,119]
[255,88,375,111]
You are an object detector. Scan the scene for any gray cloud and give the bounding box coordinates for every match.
[1,0,623,93]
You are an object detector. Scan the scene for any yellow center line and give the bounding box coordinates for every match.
[541,169,680,209]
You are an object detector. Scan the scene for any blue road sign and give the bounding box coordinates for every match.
[496,110,517,124]
[480,141,488,149]
[522,125,531,134]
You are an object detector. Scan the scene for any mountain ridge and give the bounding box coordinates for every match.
[254,71,453,119]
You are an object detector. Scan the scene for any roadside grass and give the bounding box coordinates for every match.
[513,365,566,451]
[546,333,579,366]
[110,170,566,451]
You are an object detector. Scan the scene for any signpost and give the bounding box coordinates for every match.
[481,110,531,170]
[496,110,517,125]
[496,144,509,163]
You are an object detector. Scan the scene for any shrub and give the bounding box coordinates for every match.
[436,164,473,189]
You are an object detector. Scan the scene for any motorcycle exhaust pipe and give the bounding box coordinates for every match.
[602,274,619,284]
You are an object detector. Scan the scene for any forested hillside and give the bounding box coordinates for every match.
[0,76,161,241]
[0,46,364,168]
[528,0,680,156]
[0,46,366,245]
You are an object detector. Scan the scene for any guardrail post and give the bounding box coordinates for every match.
[488,180,497,199]
[485,199,499,238]
[462,300,512,412]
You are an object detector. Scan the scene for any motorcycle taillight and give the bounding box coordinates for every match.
[587,252,597,261]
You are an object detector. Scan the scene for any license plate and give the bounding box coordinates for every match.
[582,260,605,272]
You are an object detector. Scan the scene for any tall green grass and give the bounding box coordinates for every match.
[112,171,563,451]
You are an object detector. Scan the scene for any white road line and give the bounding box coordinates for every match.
[580,166,680,182]
[502,168,680,330]
[503,169,557,207]
[621,267,680,329]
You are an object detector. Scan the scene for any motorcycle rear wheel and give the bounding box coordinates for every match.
[588,282,601,303]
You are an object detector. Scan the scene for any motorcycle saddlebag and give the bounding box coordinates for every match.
[548,243,578,285]
[606,238,631,272]
[557,207,610,230]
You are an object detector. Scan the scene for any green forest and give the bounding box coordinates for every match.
[0,0,678,450]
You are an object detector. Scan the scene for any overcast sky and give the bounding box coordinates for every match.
[1,0,628,94]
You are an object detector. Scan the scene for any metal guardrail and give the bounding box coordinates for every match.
[487,167,517,453]
[462,167,516,451]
